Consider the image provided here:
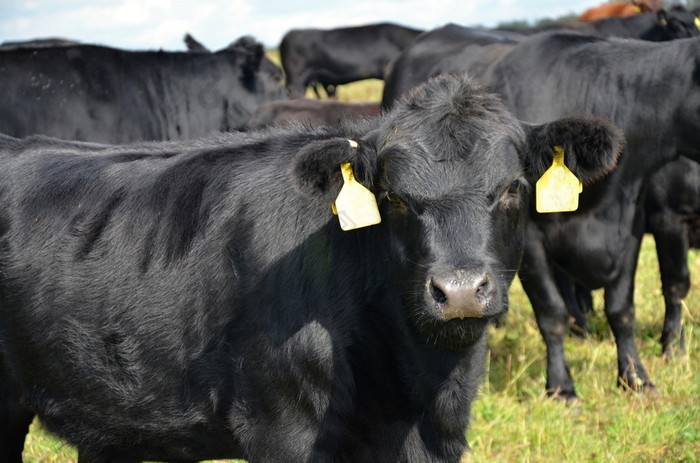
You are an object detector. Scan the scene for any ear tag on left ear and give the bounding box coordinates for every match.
[536,146,583,213]
[332,162,381,231]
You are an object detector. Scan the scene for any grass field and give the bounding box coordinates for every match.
[21,78,700,462]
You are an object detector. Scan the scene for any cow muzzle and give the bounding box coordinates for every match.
[427,268,497,320]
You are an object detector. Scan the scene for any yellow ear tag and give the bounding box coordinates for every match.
[695,17,700,29]
[332,161,381,231]
[660,18,668,26]
[536,146,583,213]
[633,5,642,12]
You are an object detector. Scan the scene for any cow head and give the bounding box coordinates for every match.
[292,75,622,351]
[642,7,700,41]
[219,36,286,129]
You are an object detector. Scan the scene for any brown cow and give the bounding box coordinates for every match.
[246,98,380,129]
[579,0,664,21]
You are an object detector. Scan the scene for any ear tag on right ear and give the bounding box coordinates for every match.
[695,17,700,29]
[333,162,381,231]
[536,146,583,213]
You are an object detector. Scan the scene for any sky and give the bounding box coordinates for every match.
[1,0,608,51]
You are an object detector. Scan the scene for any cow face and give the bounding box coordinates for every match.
[652,8,700,40]
[292,75,622,351]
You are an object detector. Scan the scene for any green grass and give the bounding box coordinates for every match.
[465,236,700,463]
[21,78,700,462]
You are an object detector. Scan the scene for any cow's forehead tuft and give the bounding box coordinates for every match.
[373,75,525,200]
[383,74,524,159]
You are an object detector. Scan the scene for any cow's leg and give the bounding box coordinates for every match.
[0,355,35,463]
[603,237,654,392]
[554,272,588,337]
[519,228,577,400]
[653,223,689,356]
[575,283,594,314]
[311,82,324,99]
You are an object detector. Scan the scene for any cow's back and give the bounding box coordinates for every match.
[0,44,285,143]
[0,131,360,459]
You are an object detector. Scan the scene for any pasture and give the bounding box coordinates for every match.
[19,77,700,462]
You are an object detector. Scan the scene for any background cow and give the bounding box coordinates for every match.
[498,7,700,42]
[0,74,622,462]
[578,0,664,21]
[246,98,380,129]
[0,37,81,50]
[568,157,700,354]
[279,22,422,98]
[381,26,520,110]
[382,13,700,108]
[0,36,286,143]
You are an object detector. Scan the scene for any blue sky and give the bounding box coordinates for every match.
[1,0,606,51]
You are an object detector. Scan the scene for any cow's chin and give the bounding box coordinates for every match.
[410,305,508,352]
[416,317,491,352]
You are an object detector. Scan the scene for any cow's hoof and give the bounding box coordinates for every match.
[547,388,579,404]
[661,340,686,360]
[568,323,589,339]
[617,375,657,398]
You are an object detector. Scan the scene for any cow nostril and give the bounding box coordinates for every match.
[475,276,490,297]
[429,278,448,304]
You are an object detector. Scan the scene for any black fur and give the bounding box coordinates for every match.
[0,37,285,143]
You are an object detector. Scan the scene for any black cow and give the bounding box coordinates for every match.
[569,157,700,354]
[0,37,81,51]
[383,30,700,399]
[498,7,700,42]
[279,22,423,99]
[0,36,285,143]
[0,74,622,462]
[382,26,520,110]
[246,98,381,130]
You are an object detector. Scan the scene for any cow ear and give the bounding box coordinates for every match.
[290,138,378,203]
[657,9,669,26]
[522,115,624,185]
[228,36,266,90]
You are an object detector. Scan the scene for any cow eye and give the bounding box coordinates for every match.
[500,178,526,209]
[507,179,522,194]
[386,191,402,204]
[385,191,406,208]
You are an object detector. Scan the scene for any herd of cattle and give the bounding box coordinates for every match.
[0,2,698,462]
